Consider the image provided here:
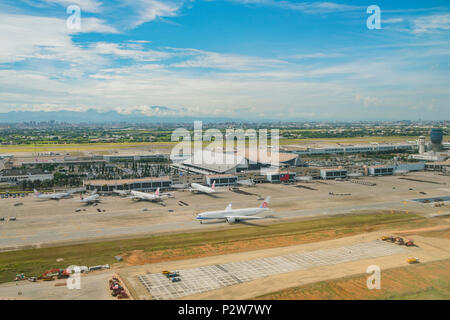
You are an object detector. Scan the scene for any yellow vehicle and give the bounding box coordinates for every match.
[42,276,55,281]
[161,270,170,275]
[407,257,419,264]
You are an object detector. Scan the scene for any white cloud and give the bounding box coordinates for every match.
[0,12,118,64]
[229,0,361,14]
[93,42,171,61]
[0,4,449,120]
[288,52,343,60]
[32,0,103,13]
[412,14,450,34]
[2,52,448,121]
[122,0,185,28]
[70,17,119,34]
[170,48,287,70]
[383,18,404,24]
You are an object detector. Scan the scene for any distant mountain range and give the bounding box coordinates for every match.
[0,109,237,124]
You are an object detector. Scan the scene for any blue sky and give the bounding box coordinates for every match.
[0,0,449,120]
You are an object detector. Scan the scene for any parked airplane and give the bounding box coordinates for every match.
[33,188,79,200]
[80,190,101,204]
[113,189,131,197]
[196,197,271,224]
[237,179,255,187]
[129,188,172,202]
[190,181,216,194]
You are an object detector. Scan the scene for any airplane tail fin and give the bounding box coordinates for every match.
[260,196,271,208]
[155,188,160,196]
[33,189,40,196]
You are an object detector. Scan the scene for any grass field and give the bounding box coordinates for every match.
[257,259,450,300]
[0,142,177,153]
[0,211,432,284]
[0,135,437,153]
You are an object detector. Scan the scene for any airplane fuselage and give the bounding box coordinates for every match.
[35,193,71,200]
[81,194,100,204]
[34,188,82,200]
[190,183,215,194]
[196,207,269,220]
[114,190,130,197]
[130,190,160,201]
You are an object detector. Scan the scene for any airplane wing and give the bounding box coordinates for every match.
[160,192,173,198]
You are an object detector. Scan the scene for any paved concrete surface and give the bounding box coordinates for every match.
[120,231,450,300]
[0,172,448,251]
[137,240,406,300]
[0,271,114,300]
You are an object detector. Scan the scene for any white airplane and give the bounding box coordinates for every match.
[80,190,101,204]
[129,188,172,202]
[196,196,271,224]
[113,189,131,197]
[33,188,78,200]
[237,179,255,187]
[190,181,216,194]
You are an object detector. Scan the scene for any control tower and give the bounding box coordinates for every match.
[418,136,426,155]
[430,128,444,152]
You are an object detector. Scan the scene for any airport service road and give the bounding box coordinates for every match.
[137,240,406,300]
[0,199,421,251]
[0,271,114,300]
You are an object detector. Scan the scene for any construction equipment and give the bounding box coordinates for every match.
[161,270,170,275]
[109,276,129,299]
[171,277,181,283]
[407,257,419,264]
[394,237,404,245]
[166,271,180,278]
[405,240,416,247]
[42,276,55,281]
[89,264,109,272]
[39,268,70,281]
[381,236,395,242]
[14,273,26,281]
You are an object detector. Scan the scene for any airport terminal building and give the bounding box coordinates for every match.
[172,150,302,175]
[0,168,54,183]
[84,177,172,193]
[206,174,238,186]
